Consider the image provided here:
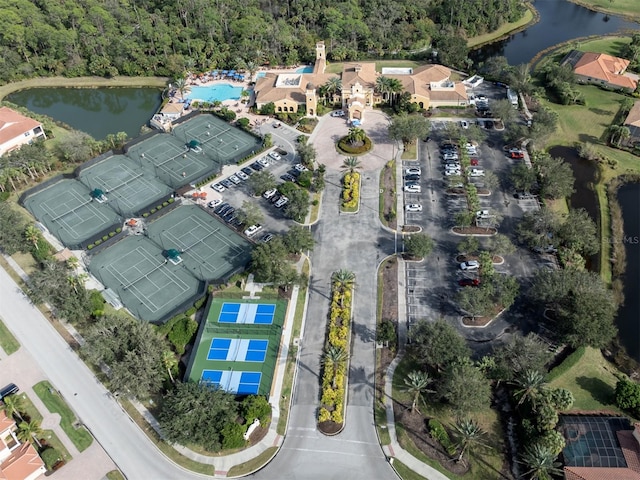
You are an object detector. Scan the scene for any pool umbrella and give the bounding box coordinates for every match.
[187,140,200,149]
[222,70,228,74]
[164,249,182,263]
[90,188,105,198]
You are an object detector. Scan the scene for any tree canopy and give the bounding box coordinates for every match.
[409,319,470,371]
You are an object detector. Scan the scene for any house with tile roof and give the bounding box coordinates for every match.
[559,415,640,480]
[0,410,45,480]
[253,41,468,124]
[561,50,637,92]
[0,107,46,157]
[623,101,640,146]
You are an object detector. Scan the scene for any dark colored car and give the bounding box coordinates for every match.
[0,383,19,400]
[458,278,480,287]
[241,167,254,176]
[251,162,264,171]
[405,174,421,181]
[281,174,296,182]
[484,120,494,129]
[214,202,229,214]
[270,193,282,204]
[260,233,274,243]
[287,169,301,178]
[221,179,233,188]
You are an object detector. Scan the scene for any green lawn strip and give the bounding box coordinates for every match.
[374,402,391,446]
[548,347,625,412]
[401,142,417,160]
[33,381,93,452]
[309,191,322,223]
[225,446,278,477]
[41,429,72,463]
[467,5,535,48]
[120,399,216,475]
[568,0,640,20]
[0,76,169,101]
[0,317,20,354]
[393,459,429,480]
[325,60,422,75]
[106,471,126,480]
[17,393,43,423]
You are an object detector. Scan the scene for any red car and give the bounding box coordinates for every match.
[470,158,479,166]
[458,278,480,287]
[509,149,525,159]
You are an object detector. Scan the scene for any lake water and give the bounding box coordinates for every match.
[472,0,639,65]
[6,87,162,140]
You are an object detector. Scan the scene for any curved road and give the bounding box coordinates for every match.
[0,114,399,480]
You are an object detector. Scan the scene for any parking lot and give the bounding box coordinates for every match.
[400,106,553,338]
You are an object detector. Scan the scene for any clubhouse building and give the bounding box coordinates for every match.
[253,42,468,123]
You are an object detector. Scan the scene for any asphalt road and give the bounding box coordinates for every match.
[0,267,212,480]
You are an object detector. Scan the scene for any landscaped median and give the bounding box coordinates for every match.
[340,171,361,213]
[318,270,354,434]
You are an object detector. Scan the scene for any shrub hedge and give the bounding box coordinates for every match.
[337,136,372,154]
[341,172,360,212]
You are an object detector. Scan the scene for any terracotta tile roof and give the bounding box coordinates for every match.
[429,83,469,102]
[573,52,636,89]
[341,63,378,89]
[624,101,640,128]
[564,466,640,480]
[0,442,45,480]
[0,107,42,149]
[618,430,640,473]
[254,73,337,104]
[0,410,15,434]
[160,103,184,115]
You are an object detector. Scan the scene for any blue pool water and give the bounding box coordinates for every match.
[296,66,314,73]
[186,84,244,102]
[256,72,266,79]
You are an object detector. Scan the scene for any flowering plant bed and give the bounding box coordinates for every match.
[340,172,360,212]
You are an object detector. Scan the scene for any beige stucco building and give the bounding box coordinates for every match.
[253,42,468,123]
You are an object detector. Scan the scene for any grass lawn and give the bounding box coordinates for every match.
[393,459,429,480]
[33,381,93,452]
[0,318,20,354]
[392,357,506,480]
[325,60,422,75]
[574,36,632,56]
[17,393,43,423]
[401,141,417,160]
[467,5,535,48]
[570,0,640,20]
[548,347,624,413]
[106,471,125,480]
[41,429,72,463]
[226,446,278,477]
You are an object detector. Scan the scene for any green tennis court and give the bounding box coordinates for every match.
[185,297,288,397]
[77,154,172,216]
[22,179,122,248]
[126,134,215,188]
[88,235,203,323]
[144,205,251,281]
[172,114,261,169]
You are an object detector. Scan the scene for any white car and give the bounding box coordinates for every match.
[444,169,461,176]
[404,184,421,193]
[244,224,263,237]
[468,169,485,177]
[263,188,277,199]
[207,199,223,208]
[294,163,309,172]
[444,162,460,169]
[405,204,423,212]
[331,110,345,117]
[211,183,225,192]
[476,210,490,219]
[405,167,422,176]
[268,151,282,161]
[258,157,270,167]
[460,260,480,271]
[274,196,288,208]
[466,147,478,155]
[460,120,469,129]
[236,171,249,181]
[443,153,459,161]
[229,175,241,185]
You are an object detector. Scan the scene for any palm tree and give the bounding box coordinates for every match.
[520,443,562,480]
[67,275,81,294]
[66,256,79,271]
[322,345,349,388]
[2,394,25,421]
[332,269,355,294]
[403,370,434,413]
[510,63,533,95]
[346,127,366,146]
[322,77,342,105]
[174,77,187,99]
[162,350,178,384]
[512,369,547,407]
[24,225,40,250]
[341,156,361,173]
[375,76,392,103]
[245,60,259,81]
[453,418,488,464]
[618,125,631,146]
[17,419,43,448]
[387,78,404,106]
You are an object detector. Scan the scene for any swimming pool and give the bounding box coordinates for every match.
[296,66,314,73]
[186,84,244,102]
[256,72,266,79]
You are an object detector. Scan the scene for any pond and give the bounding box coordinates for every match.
[616,183,640,360]
[6,87,162,140]
[472,0,639,65]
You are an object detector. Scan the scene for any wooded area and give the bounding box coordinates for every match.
[0,0,526,83]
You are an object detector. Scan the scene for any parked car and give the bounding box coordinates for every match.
[459,278,480,287]
[236,171,249,181]
[484,120,494,129]
[444,169,461,176]
[460,120,469,129]
[260,233,274,243]
[258,157,270,167]
[270,193,282,204]
[532,245,558,254]
[281,173,296,182]
[207,199,223,208]
[251,161,264,171]
[287,169,301,178]
[443,153,459,161]
[229,175,241,185]
[294,163,308,172]
[476,209,491,219]
[331,110,345,117]
[244,224,263,237]
[221,179,234,188]
[274,196,288,208]
[263,188,277,199]
[268,151,282,161]
[241,167,254,176]
[514,191,535,199]
[405,204,423,212]
[459,260,480,271]
[468,169,485,177]
[510,150,525,159]
[470,158,479,166]
[404,183,421,193]
[211,183,225,192]
[405,174,421,182]
[0,383,19,400]
[214,202,229,214]
[405,167,422,176]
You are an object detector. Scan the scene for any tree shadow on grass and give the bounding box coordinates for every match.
[575,376,615,408]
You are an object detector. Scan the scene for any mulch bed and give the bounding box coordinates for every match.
[402,225,421,233]
[462,304,504,327]
[381,165,397,230]
[453,226,497,235]
[318,420,342,435]
[376,257,398,401]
